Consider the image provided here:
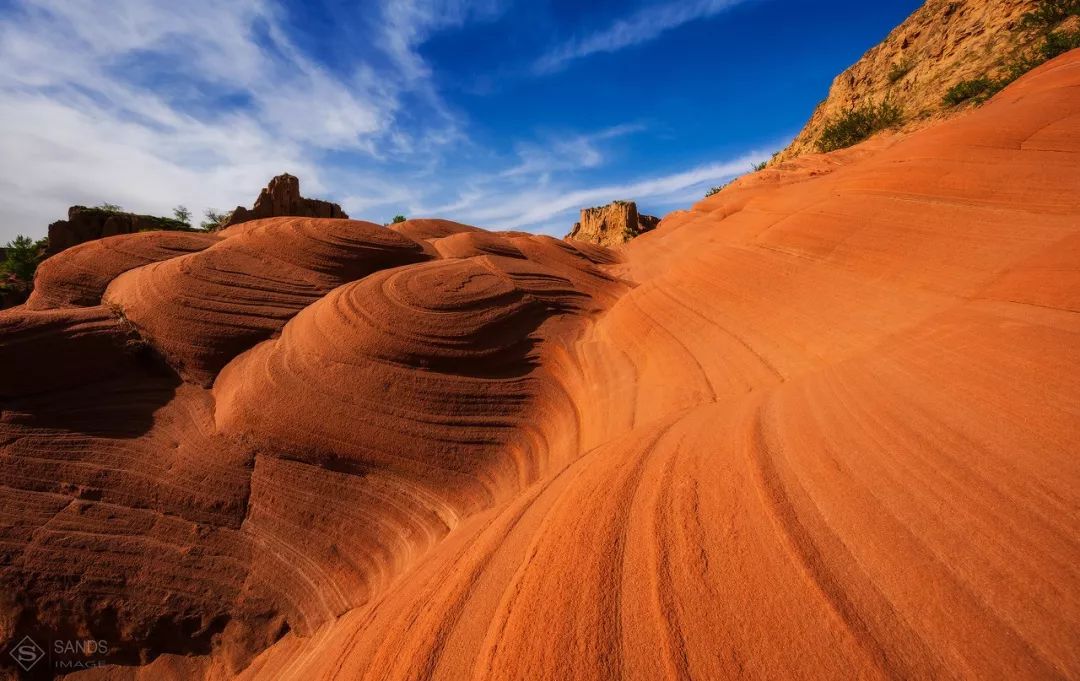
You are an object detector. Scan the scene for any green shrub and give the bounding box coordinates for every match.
[705,185,724,197]
[751,159,769,172]
[887,58,914,83]
[390,215,407,224]
[1021,0,1080,27]
[816,99,903,152]
[2,235,40,281]
[1040,28,1080,60]
[954,28,1080,108]
[943,76,996,105]
[95,202,124,213]
[1,235,48,296]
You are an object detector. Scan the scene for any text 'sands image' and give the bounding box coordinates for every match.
[1,0,1078,679]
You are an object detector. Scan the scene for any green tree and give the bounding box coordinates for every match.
[96,202,123,213]
[390,215,407,224]
[2,235,41,282]
[201,209,232,231]
[173,205,192,225]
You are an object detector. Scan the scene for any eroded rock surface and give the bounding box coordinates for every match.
[223,174,347,228]
[47,206,193,256]
[566,200,659,247]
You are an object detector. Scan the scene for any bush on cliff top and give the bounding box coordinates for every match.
[816,99,903,153]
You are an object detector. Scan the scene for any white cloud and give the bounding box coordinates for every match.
[500,123,646,177]
[0,0,775,246]
[457,150,769,234]
[0,0,491,241]
[535,0,750,74]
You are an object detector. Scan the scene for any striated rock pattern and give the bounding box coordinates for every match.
[0,52,1079,680]
[103,218,429,386]
[223,174,347,228]
[776,0,1047,161]
[0,214,623,675]
[47,206,194,256]
[566,200,659,247]
[27,231,220,310]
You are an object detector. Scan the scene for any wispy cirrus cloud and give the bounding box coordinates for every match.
[453,150,771,234]
[534,0,751,74]
[402,144,777,236]
[0,0,777,244]
[0,0,504,240]
[500,123,646,178]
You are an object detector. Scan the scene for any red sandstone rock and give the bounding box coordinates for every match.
[566,200,659,247]
[46,206,192,255]
[223,174,347,228]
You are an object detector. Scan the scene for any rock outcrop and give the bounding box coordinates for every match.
[47,206,192,255]
[776,0,1057,161]
[223,173,347,228]
[566,200,659,247]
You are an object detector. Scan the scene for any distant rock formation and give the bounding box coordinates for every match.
[565,200,659,247]
[224,173,347,228]
[47,206,191,256]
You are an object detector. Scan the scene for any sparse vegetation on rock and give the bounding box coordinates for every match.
[942,6,1080,111]
[1040,27,1080,59]
[817,98,903,152]
[201,209,233,231]
[1021,0,1080,27]
[776,0,1080,162]
[887,58,914,83]
[943,76,996,105]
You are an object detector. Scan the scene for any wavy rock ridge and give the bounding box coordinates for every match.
[0,52,1079,680]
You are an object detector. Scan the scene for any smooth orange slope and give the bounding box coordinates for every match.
[0,52,1076,681]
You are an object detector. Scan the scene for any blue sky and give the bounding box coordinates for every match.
[0,0,921,241]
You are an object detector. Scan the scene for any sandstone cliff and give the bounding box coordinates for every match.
[224,173,347,228]
[776,0,1061,162]
[47,205,192,255]
[565,200,659,247]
